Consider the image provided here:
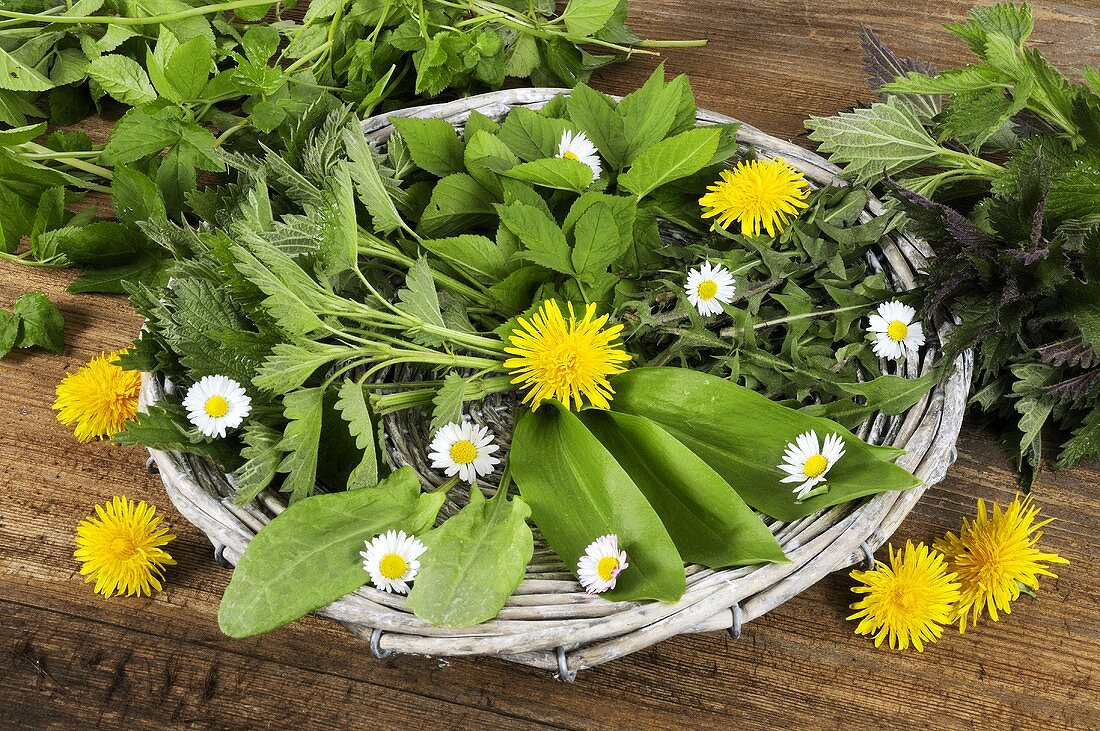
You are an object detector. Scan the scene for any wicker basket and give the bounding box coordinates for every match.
[141,89,972,680]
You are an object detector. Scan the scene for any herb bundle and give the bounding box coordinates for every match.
[806,2,1100,483]
[116,68,928,633]
[0,0,701,301]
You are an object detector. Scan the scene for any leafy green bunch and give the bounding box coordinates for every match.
[0,0,700,297]
[806,2,1100,482]
[120,68,927,632]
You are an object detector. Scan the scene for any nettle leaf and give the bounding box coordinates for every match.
[115,403,244,470]
[1049,157,1100,222]
[560,0,619,37]
[219,468,445,638]
[334,379,380,489]
[88,55,157,106]
[0,309,18,359]
[343,127,405,234]
[397,254,446,330]
[937,82,1029,151]
[275,387,327,502]
[231,242,331,337]
[254,341,352,395]
[502,157,593,193]
[391,117,466,178]
[12,291,64,353]
[806,97,952,185]
[407,488,533,627]
[859,25,940,120]
[497,203,574,274]
[618,127,721,199]
[233,423,285,504]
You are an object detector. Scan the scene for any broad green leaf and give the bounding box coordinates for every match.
[609,368,919,521]
[11,292,64,354]
[504,34,540,78]
[580,410,786,567]
[54,221,147,267]
[566,83,627,169]
[112,165,167,227]
[342,127,405,234]
[618,127,721,199]
[502,157,593,192]
[0,47,53,92]
[87,55,157,106]
[420,234,510,283]
[616,65,681,163]
[1049,158,1100,222]
[497,203,574,274]
[391,117,466,178]
[562,191,637,244]
[0,88,43,127]
[806,97,955,186]
[0,123,47,147]
[511,401,686,602]
[233,423,285,503]
[275,387,326,502]
[231,243,331,337]
[101,104,185,165]
[418,173,496,238]
[218,468,444,638]
[497,107,571,162]
[161,36,212,102]
[464,129,520,196]
[334,379,379,489]
[570,200,627,276]
[884,67,1009,96]
[407,488,533,626]
[801,372,939,427]
[560,0,619,36]
[0,309,18,359]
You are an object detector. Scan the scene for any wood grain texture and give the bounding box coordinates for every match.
[2,1,1099,728]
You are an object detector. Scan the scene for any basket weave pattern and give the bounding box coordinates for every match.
[142,89,972,679]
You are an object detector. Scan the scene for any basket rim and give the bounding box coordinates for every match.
[141,88,973,678]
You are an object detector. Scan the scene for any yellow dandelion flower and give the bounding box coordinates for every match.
[53,350,142,443]
[699,158,811,237]
[934,495,1069,633]
[847,541,961,652]
[74,496,176,599]
[503,299,631,411]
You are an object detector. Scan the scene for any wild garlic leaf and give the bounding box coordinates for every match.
[618,127,721,199]
[342,127,405,234]
[219,467,444,638]
[233,423,285,504]
[334,379,379,489]
[391,117,466,178]
[806,97,952,185]
[275,387,326,502]
[407,487,534,627]
[497,203,574,275]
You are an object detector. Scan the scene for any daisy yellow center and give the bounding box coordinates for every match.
[699,158,810,237]
[52,350,142,443]
[887,320,909,342]
[204,395,229,418]
[379,553,408,580]
[697,280,719,300]
[562,150,579,161]
[803,454,829,478]
[597,556,619,581]
[449,439,478,464]
[503,300,631,411]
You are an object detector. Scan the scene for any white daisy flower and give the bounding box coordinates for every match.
[867,300,926,361]
[577,534,629,594]
[182,374,251,438]
[427,420,500,484]
[685,261,737,316]
[777,429,846,501]
[557,129,601,181]
[360,529,427,594]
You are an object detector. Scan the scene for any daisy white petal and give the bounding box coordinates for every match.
[776,429,845,501]
[182,374,252,438]
[684,261,737,317]
[557,129,602,181]
[576,534,628,594]
[360,529,427,594]
[427,420,501,484]
[867,300,926,362]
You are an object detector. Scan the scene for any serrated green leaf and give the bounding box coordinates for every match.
[334,379,379,489]
[418,173,496,238]
[12,291,64,353]
[618,127,720,199]
[342,127,405,234]
[566,83,627,169]
[560,0,619,36]
[391,117,466,178]
[420,234,510,283]
[570,200,625,276]
[275,387,326,502]
[0,47,54,92]
[502,157,593,192]
[88,54,157,106]
[497,203,573,274]
[430,372,467,431]
[233,423,285,503]
[397,255,447,342]
[254,341,352,395]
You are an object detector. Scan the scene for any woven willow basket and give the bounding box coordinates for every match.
[141,89,972,680]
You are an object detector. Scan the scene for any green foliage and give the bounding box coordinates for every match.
[0,292,64,358]
[811,3,1100,481]
[218,468,444,638]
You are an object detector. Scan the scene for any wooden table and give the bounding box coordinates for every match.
[2,1,1098,728]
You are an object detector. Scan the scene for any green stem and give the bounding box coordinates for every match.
[635,38,708,48]
[0,251,64,267]
[744,302,874,333]
[0,0,274,26]
[20,142,114,181]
